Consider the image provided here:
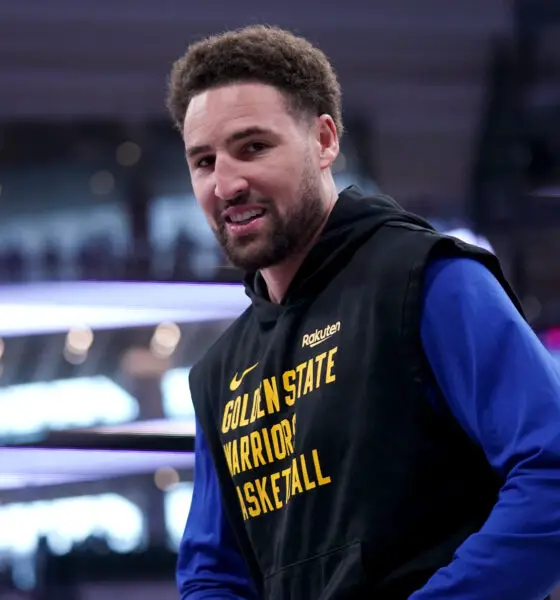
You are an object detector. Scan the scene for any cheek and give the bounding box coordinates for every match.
[268,161,304,192]
[192,180,217,221]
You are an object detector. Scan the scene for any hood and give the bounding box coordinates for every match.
[244,186,434,325]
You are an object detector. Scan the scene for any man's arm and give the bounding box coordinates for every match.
[177,421,258,599]
[412,257,560,599]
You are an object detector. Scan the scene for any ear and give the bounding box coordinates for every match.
[316,114,339,170]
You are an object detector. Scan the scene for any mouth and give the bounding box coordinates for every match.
[223,207,267,236]
[225,207,266,226]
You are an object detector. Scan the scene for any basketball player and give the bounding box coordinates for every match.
[167,25,560,599]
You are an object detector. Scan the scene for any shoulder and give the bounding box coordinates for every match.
[424,256,497,296]
[421,257,528,348]
[189,306,255,388]
[364,221,519,312]
[423,257,519,316]
[369,221,496,279]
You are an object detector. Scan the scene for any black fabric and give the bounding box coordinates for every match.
[189,186,523,599]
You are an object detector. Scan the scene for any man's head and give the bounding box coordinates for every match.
[167,25,342,272]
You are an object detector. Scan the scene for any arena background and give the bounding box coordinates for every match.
[0,0,559,598]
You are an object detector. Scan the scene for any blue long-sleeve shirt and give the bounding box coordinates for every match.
[177,257,560,599]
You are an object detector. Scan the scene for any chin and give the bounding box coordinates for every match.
[229,254,267,273]
[227,245,276,272]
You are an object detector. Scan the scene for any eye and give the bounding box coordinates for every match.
[195,156,215,169]
[244,142,268,154]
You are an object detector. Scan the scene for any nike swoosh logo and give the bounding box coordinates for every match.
[229,362,259,392]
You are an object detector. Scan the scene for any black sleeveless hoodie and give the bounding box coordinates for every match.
[188,186,522,599]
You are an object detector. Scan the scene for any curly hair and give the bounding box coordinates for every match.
[166,25,343,137]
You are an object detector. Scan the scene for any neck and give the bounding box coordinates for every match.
[260,179,338,303]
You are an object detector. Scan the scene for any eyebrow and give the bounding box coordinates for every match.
[185,126,274,160]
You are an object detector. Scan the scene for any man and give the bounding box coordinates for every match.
[166,25,560,599]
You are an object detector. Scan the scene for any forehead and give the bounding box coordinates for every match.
[183,83,295,143]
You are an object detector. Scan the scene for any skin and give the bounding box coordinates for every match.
[183,82,340,303]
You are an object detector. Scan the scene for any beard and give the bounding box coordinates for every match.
[213,161,326,272]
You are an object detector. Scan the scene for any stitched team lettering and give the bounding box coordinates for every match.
[221,347,337,434]
[221,346,337,521]
[236,447,332,520]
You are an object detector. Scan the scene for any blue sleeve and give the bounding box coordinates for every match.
[410,257,560,600]
[177,421,258,599]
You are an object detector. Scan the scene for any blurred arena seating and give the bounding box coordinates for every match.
[0,118,373,286]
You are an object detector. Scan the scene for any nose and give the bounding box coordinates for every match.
[213,154,249,202]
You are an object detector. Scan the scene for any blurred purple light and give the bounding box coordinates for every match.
[0,447,195,490]
[0,281,250,336]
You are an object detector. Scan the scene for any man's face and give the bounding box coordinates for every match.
[183,82,335,272]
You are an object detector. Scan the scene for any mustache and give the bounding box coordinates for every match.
[222,194,271,210]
